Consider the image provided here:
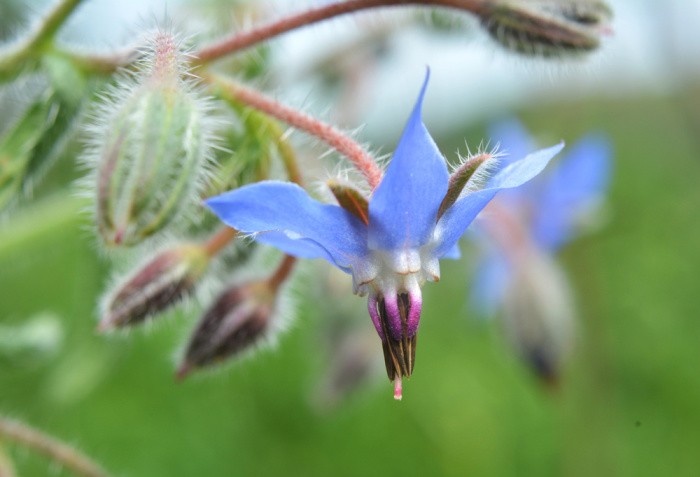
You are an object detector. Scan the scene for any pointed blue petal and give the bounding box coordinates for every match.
[532,134,612,250]
[368,69,449,250]
[206,181,368,270]
[434,142,564,257]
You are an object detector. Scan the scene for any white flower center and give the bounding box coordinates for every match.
[351,245,441,297]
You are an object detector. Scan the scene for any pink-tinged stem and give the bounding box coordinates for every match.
[203,227,239,257]
[193,0,490,63]
[204,73,383,189]
[267,255,298,291]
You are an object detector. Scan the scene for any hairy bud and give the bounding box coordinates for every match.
[481,0,613,57]
[86,29,216,247]
[177,281,278,378]
[99,244,210,331]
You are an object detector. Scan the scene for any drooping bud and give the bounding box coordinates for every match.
[177,281,277,378]
[501,250,574,386]
[368,290,423,400]
[480,0,613,57]
[98,244,210,331]
[87,29,216,247]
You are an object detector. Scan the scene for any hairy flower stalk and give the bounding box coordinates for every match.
[193,0,491,63]
[87,30,216,247]
[205,73,383,189]
[177,255,296,378]
[206,70,564,398]
[0,415,110,477]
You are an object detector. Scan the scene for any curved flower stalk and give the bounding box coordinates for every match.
[471,119,612,383]
[206,70,563,399]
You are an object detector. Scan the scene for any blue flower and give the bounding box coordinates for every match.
[471,119,612,317]
[206,71,563,396]
[468,119,611,383]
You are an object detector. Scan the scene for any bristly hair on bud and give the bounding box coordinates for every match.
[98,243,210,332]
[481,0,613,58]
[81,25,220,248]
[438,146,501,220]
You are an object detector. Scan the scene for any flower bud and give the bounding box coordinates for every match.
[481,0,612,57]
[177,282,277,378]
[99,244,210,331]
[87,30,216,247]
[502,251,574,385]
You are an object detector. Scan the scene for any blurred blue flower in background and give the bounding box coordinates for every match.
[470,119,612,383]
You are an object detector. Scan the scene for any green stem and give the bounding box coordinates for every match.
[0,416,110,477]
[0,0,86,79]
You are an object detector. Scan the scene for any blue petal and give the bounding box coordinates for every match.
[442,243,462,260]
[470,250,511,317]
[434,142,564,257]
[531,134,612,250]
[488,118,534,169]
[205,181,368,270]
[368,69,449,250]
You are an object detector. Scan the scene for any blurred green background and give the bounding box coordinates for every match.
[2,1,700,476]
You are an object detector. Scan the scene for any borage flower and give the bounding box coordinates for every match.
[470,120,611,383]
[206,71,563,399]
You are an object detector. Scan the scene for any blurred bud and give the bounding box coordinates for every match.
[87,29,216,247]
[502,250,574,385]
[99,244,210,331]
[177,281,277,378]
[0,92,56,210]
[313,328,379,411]
[481,0,612,57]
[0,313,63,365]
